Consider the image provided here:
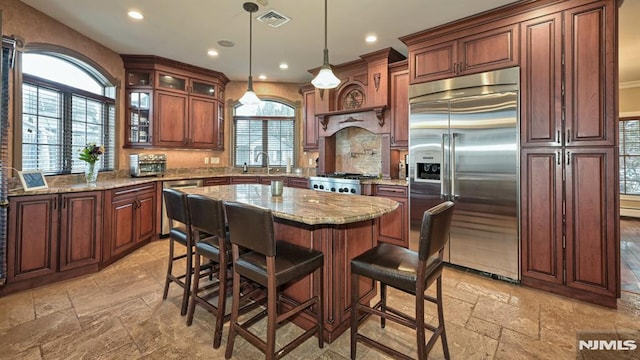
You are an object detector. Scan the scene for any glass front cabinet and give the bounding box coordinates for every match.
[127,90,152,146]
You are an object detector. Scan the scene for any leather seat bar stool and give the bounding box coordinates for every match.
[162,188,194,316]
[350,201,455,360]
[223,201,324,360]
[185,194,265,348]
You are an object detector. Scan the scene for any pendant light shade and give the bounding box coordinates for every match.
[240,2,261,106]
[311,0,340,89]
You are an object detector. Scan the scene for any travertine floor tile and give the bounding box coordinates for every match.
[472,295,539,338]
[0,289,35,331]
[32,285,72,319]
[466,316,503,340]
[495,328,573,360]
[0,309,81,354]
[3,347,42,360]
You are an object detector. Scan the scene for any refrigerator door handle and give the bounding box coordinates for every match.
[441,133,448,199]
[451,132,458,200]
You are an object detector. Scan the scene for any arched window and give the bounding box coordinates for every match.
[234,100,295,167]
[20,51,116,174]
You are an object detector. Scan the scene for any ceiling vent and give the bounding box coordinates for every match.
[257,9,291,28]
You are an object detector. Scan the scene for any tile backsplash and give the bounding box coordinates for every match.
[335,128,381,176]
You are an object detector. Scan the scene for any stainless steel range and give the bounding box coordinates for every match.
[308,173,377,195]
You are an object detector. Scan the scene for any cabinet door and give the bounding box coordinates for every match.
[390,69,409,148]
[59,192,102,271]
[126,90,153,147]
[564,2,615,146]
[520,13,562,147]
[458,23,519,76]
[155,90,188,147]
[156,71,187,94]
[189,96,217,148]
[375,185,408,247]
[565,148,617,297]
[7,195,58,281]
[287,178,309,189]
[135,192,156,243]
[303,90,318,150]
[520,149,563,284]
[108,197,137,257]
[410,40,457,83]
[217,102,224,150]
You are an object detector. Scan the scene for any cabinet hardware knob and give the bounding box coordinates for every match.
[566,129,571,143]
[567,151,571,165]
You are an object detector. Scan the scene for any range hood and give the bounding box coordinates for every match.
[316,105,388,136]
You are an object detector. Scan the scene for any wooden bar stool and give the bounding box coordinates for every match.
[161,188,193,316]
[350,201,455,360]
[223,201,324,360]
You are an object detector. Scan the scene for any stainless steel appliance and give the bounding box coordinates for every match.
[130,154,167,177]
[309,173,378,195]
[161,179,203,236]
[408,67,519,281]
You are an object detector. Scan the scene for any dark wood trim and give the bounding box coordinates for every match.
[521,276,616,308]
[121,54,229,84]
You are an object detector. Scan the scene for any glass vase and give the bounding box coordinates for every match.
[85,162,98,184]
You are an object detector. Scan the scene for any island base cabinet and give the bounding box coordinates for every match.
[273,218,377,343]
[374,185,408,247]
[103,183,157,266]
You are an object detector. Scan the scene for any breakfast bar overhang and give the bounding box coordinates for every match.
[183,184,399,343]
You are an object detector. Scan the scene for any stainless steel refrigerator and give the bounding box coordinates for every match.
[408,67,520,281]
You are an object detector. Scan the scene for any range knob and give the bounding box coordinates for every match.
[343,187,350,193]
[331,187,336,192]
[350,189,356,194]
[338,188,344,193]
[319,185,324,190]
[313,184,319,189]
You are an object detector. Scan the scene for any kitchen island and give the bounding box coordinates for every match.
[183,184,399,343]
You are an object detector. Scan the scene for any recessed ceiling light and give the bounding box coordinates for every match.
[365,35,377,43]
[218,40,234,47]
[258,74,267,80]
[128,10,144,20]
[207,49,219,57]
[279,63,288,70]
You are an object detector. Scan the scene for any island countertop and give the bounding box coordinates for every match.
[182,184,399,225]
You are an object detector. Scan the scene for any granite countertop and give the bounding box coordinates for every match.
[7,171,407,197]
[183,184,399,225]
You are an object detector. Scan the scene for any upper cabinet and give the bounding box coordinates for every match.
[405,23,519,84]
[389,61,409,148]
[122,55,229,149]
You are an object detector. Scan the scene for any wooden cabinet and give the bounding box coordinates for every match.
[519,0,618,308]
[287,177,309,189]
[230,176,259,184]
[59,192,102,272]
[409,23,519,84]
[389,64,409,148]
[259,176,288,185]
[122,55,228,149]
[7,194,59,282]
[204,177,230,186]
[103,183,157,265]
[374,185,408,247]
[301,86,319,150]
[7,192,102,284]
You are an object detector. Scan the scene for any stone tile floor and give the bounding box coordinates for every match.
[621,217,640,293]
[0,239,639,359]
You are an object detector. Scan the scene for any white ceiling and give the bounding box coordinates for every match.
[18,0,640,84]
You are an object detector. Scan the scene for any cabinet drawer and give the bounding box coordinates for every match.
[204,177,230,186]
[288,178,310,189]
[374,185,407,198]
[112,183,156,199]
[231,176,259,184]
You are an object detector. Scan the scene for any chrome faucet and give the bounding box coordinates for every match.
[254,151,270,174]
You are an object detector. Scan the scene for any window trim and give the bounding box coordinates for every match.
[620,116,640,196]
[230,96,302,168]
[13,44,120,172]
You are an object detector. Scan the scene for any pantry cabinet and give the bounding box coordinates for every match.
[122,55,229,149]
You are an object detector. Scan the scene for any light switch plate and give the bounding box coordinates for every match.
[204,157,209,164]
[211,157,219,164]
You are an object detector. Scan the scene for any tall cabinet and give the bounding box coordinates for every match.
[520,0,618,307]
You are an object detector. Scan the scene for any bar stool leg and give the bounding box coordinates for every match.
[180,246,192,316]
[437,277,450,359]
[213,259,227,349]
[380,283,387,328]
[163,238,175,300]
[266,258,277,360]
[416,282,426,359]
[224,267,241,359]
[185,252,201,326]
[317,267,324,348]
[350,272,359,360]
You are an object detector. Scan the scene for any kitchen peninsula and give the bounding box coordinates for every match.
[183,184,398,343]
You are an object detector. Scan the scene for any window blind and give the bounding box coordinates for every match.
[620,119,640,195]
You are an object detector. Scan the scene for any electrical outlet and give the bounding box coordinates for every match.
[211,157,220,164]
[204,157,209,165]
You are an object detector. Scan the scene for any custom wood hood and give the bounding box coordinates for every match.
[316,105,389,136]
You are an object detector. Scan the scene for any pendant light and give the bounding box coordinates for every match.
[311,0,340,89]
[239,2,261,106]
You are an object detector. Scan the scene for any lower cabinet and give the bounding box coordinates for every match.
[103,183,157,265]
[204,177,230,186]
[231,176,259,184]
[521,148,617,307]
[7,191,102,284]
[374,185,408,247]
[287,177,309,189]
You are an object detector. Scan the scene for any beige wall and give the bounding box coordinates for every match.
[620,86,640,114]
[1,0,307,173]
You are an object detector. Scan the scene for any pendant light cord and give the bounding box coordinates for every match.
[249,8,253,78]
[323,0,328,51]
